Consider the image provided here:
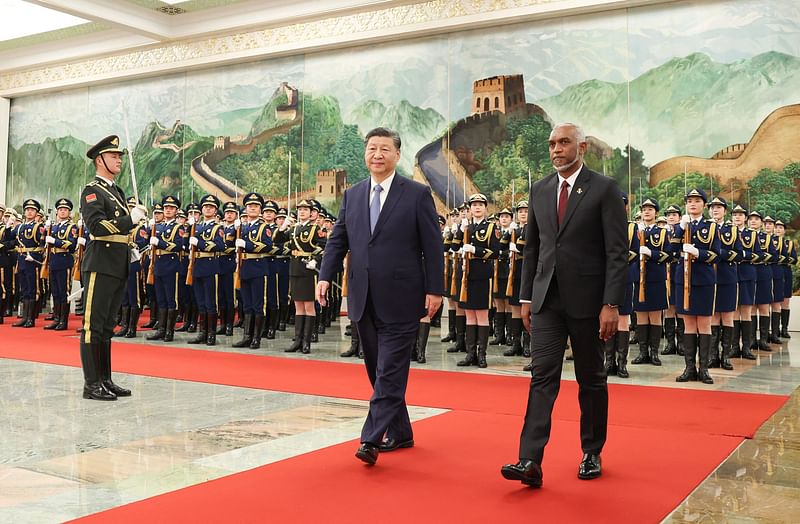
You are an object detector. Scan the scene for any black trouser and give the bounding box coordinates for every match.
[80,271,126,381]
[519,280,607,463]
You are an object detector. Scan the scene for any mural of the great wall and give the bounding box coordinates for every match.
[6,0,800,239]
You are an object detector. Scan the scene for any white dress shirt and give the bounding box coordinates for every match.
[369,172,396,212]
[555,164,582,207]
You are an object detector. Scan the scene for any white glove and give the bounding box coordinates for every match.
[450,223,458,234]
[279,222,289,232]
[148,218,155,227]
[45,219,52,228]
[77,219,83,228]
[235,238,246,249]
[45,235,56,245]
[305,259,317,270]
[509,242,519,253]
[639,246,652,258]
[25,254,34,262]
[130,205,146,224]
[462,244,476,254]
[189,236,199,246]
[461,217,470,227]
[149,236,160,246]
[683,244,699,257]
[234,219,241,228]
[5,219,13,228]
[680,214,691,229]
[510,221,518,230]
[77,237,87,246]
[188,216,196,226]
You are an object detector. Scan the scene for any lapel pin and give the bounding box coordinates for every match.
[576,188,583,194]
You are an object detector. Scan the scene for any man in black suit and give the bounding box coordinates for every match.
[317,127,444,466]
[501,123,627,487]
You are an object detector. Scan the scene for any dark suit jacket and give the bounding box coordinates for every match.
[519,166,627,319]
[319,175,444,323]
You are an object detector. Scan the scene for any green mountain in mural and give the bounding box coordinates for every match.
[538,51,800,163]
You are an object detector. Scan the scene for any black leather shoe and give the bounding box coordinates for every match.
[83,383,117,401]
[379,437,414,452]
[103,380,131,397]
[355,443,379,465]
[500,459,542,487]
[577,453,602,480]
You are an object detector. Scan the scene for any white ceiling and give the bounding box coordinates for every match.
[0,0,409,74]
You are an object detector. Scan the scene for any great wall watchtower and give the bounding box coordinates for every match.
[472,75,526,115]
[316,168,347,200]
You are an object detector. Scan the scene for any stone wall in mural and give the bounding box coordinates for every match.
[6,0,800,236]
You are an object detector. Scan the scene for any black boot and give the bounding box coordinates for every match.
[522,331,531,358]
[341,324,360,357]
[187,304,199,333]
[250,315,265,349]
[708,326,721,368]
[430,304,442,328]
[176,303,191,332]
[757,315,771,351]
[233,314,254,348]
[740,320,757,360]
[721,325,734,371]
[769,312,782,344]
[310,315,319,343]
[697,334,714,384]
[476,325,490,368]
[266,308,278,339]
[730,320,742,358]
[146,308,168,340]
[54,302,69,331]
[447,315,466,353]
[457,325,477,366]
[648,324,662,366]
[44,302,63,330]
[317,307,327,334]
[604,333,617,376]
[142,304,158,329]
[215,308,226,335]
[11,299,26,327]
[278,305,288,331]
[225,308,234,336]
[234,302,244,327]
[416,322,430,364]
[629,314,638,344]
[631,324,650,364]
[100,339,131,397]
[112,307,130,336]
[125,308,140,338]
[780,309,791,338]
[616,330,630,378]
[81,341,116,401]
[750,315,760,350]
[661,317,677,354]
[301,316,314,354]
[285,315,304,352]
[676,334,698,382]
[163,309,178,342]
[504,317,523,356]
[188,313,207,344]
[490,312,506,345]
[676,317,686,356]
[504,312,513,346]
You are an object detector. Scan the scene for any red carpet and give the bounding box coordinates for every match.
[1,322,789,522]
[71,410,742,523]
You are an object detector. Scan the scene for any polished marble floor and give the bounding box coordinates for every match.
[1,313,798,522]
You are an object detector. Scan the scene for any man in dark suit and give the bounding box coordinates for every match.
[500,123,627,487]
[317,127,443,466]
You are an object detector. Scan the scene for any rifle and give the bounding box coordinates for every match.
[146,221,158,285]
[459,221,471,303]
[233,223,243,290]
[449,250,458,296]
[505,229,516,297]
[72,223,84,281]
[185,221,197,286]
[683,222,692,310]
[638,227,646,302]
[40,220,54,279]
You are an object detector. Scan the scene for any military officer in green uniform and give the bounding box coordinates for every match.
[79,135,147,400]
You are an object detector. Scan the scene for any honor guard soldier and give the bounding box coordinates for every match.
[749,211,775,351]
[764,216,784,344]
[309,200,328,341]
[187,194,225,346]
[285,199,325,354]
[115,196,149,338]
[43,198,78,330]
[507,200,530,365]
[141,203,163,329]
[12,199,46,328]
[274,207,292,333]
[147,196,183,342]
[216,201,239,336]
[731,205,758,359]
[446,203,470,354]
[456,193,501,368]
[1,206,17,323]
[708,197,741,370]
[261,199,290,339]
[673,188,720,384]
[490,207,514,347]
[775,220,795,337]
[605,193,638,379]
[79,135,147,400]
[440,208,459,344]
[176,205,197,333]
[232,192,273,349]
[663,204,684,355]
[632,197,670,367]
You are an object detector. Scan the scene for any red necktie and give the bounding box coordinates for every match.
[557,180,569,226]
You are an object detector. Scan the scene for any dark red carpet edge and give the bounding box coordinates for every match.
[70,411,742,524]
[0,324,787,438]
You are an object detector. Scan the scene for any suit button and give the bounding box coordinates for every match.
[556,243,561,248]
[106,243,110,247]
